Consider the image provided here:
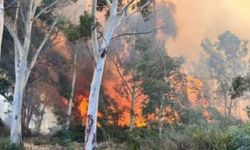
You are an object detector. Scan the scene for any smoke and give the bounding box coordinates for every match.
[167,0,250,63]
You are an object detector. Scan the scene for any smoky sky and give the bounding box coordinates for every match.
[62,0,250,64]
[167,0,250,63]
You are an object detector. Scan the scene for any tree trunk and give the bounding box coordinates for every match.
[0,0,4,60]
[129,87,136,131]
[37,104,46,132]
[223,92,228,117]
[84,1,118,149]
[66,49,78,130]
[11,59,27,144]
[228,98,233,117]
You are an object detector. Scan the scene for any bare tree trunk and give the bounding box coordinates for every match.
[37,104,46,132]
[223,92,228,117]
[129,87,135,131]
[84,1,118,149]
[66,49,78,130]
[228,98,233,117]
[6,1,57,143]
[0,0,4,60]
[11,58,27,144]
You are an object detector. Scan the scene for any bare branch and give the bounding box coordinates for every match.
[5,0,18,9]
[111,28,160,40]
[118,0,136,15]
[91,0,99,63]
[108,55,133,96]
[4,21,23,52]
[33,0,60,21]
[140,0,151,10]
[28,18,58,71]
[24,18,58,85]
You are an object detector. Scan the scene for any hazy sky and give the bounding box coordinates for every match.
[63,0,250,63]
[167,0,250,62]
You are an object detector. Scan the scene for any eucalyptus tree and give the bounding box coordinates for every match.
[135,38,186,137]
[84,0,156,149]
[110,37,143,131]
[4,0,76,144]
[63,11,95,129]
[200,31,248,117]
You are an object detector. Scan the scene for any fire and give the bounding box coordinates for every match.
[186,76,208,106]
[102,60,146,127]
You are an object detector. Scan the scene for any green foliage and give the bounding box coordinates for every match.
[64,24,81,42]
[180,108,207,126]
[124,128,164,150]
[135,39,185,118]
[0,137,24,150]
[224,124,250,150]
[64,11,97,42]
[52,129,73,146]
[79,12,96,40]
[50,124,84,146]
[189,126,226,150]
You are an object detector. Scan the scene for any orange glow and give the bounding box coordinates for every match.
[102,60,146,127]
[186,76,207,106]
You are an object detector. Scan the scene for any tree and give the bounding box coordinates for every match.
[135,38,186,137]
[108,36,143,131]
[200,31,249,117]
[63,11,96,129]
[84,0,156,149]
[4,0,75,144]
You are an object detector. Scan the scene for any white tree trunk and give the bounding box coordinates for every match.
[66,49,78,130]
[11,58,27,144]
[0,0,4,60]
[84,1,118,149]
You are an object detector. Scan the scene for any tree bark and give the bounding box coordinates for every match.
[84,1,118,149]
[66,49,78,130]
[11,58,27,144]
[228,98,233,117]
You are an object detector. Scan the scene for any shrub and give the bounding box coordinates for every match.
[224,124,250,150]
[0,137,24,150]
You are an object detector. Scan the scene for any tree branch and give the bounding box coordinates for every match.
[29,18,58,70]
[111,28,161,40]
[118,0,136,15]
[24,18,58,85]
[91,0,99,63]
[140,0,151,10]
[4,21,23,53]
[108,55,133,97]
[33,0,60,21]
